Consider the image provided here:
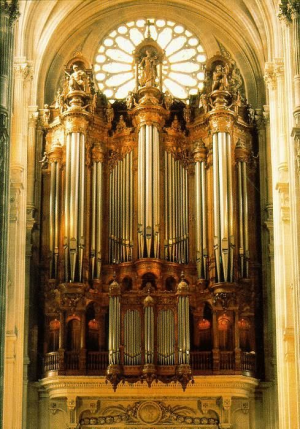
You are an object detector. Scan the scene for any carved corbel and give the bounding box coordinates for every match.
[275,182,290,222]
[67,396,77,426]
[264,62,277,90]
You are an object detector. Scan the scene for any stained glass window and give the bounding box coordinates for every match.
[95,18,206,101]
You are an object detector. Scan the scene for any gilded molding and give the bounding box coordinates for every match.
[63,115,90,134]
[209,111,235,133]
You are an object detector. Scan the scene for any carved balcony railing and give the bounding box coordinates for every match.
[190,351,213,372]
[44,350,255,377]
[241,351,256,375]
[220,351,234,371]
[44,351,59,373]
[87,351,109,372]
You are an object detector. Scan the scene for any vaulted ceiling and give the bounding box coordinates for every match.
[17,0,282,107]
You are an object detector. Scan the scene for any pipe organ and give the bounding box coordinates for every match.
[41,48,260,391]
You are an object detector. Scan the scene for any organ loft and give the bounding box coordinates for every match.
[41,30,260,409]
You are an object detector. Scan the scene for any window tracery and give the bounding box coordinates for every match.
[94,18,206,100]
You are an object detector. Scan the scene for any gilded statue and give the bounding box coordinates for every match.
[67,64,87,92]
[199,93,209,113]
[139,50,158,87]
[106,101,114,123]
[126,91,135,109]
[212,64,229,91]
[164,91,173,110]
[39,152,49,169]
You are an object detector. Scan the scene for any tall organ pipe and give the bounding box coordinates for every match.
[108,280,121,365]
[96,161,103,278]
[49,161,56,277]
[78,134,85,282]
[242,161,249,277]
[177,277,190,365]
[54,161,60,278]
[213,133,221,281]
[144,298,154,364]
[64,134,71,281]
[91,162,96,279]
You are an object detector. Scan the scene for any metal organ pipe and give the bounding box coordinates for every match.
[63,132,86,282]
[95,161,103,279]
[109,284,121,365]
[164,152,189,263]
[242,161,249,277]
[91,162,96,279]
[54,160,60,278]
[49,161,56,277]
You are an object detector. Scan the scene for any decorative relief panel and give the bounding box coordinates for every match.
[78,400,220,428]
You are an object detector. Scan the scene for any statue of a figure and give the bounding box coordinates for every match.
[67,64,87,92]
[39,152,49,169]
[55,89,65,114]
[164,91,173,110]
[199,93,209,113]
[106,101,114,123]
[248,104,255,124]
[212,64,229,91]
[43,104,50,125]
[139,50,158,87]
[126,91,135,109]
[230,66,243,93]
[183,104,191,123]
[116,114,126,131]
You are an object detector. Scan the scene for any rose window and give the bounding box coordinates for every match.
[94,18,206,101]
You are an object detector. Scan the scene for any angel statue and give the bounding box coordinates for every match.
[212,64,230,91]
[66,64,87,92]
[139,50,158,87]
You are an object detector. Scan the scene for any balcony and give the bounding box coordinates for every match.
[44,350,255,377]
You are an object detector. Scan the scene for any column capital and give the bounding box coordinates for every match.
[0,0,20,25]
[278,2,292,23]
[290,1,300,19]
[264,62,277,90]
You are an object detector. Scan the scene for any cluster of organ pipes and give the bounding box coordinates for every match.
[42,52,259,390]
[64,132,86,283]
[109,151,133,264]
[164,152,189,263]
[157,309,175,365]
[212,132,234,283]
[138,125,160,259]
[124,310,142,365]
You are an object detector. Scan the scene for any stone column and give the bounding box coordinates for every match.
[290,3,300,428]
[3,56,31,429]
[0,0,19,422]
[265,56,297,429]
